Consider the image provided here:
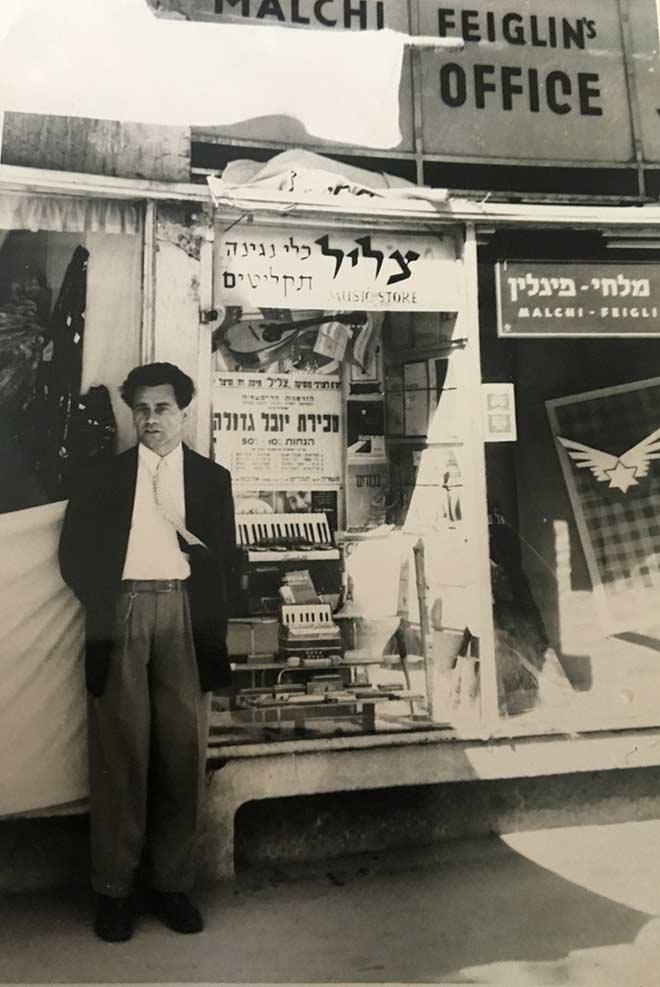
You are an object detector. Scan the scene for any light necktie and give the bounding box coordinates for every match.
[152,457,206,549]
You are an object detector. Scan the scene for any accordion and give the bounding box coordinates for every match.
[235,512,342,616]
[279,603,344,661]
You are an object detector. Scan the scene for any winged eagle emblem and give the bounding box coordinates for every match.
[557,429,660,493]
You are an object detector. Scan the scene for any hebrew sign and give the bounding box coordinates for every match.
[496,261,660,337]
[149,0,660,166]
[215,225,460,312]
[212,371,343,488]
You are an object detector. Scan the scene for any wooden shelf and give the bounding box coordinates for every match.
[233,693,425,732]
[231,653,389,673]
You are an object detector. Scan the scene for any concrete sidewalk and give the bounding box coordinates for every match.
[2,819,660,985]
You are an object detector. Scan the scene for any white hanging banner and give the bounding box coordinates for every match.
[215,224,460,312]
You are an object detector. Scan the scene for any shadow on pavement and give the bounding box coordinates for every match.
[0,835,653,984]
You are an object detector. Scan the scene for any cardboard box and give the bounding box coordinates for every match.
[227,618,279,657]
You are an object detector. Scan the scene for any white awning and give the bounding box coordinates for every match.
[0,0,460,150]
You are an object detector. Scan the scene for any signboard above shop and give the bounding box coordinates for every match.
[417,0,633,162]
[146,0,660,169]
[215,224,461,312]
[496,261,660,337]
[628,1,660,165]
[152,0,390,29]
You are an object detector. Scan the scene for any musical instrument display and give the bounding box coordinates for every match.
[235,512,342,616]
[222,310,367,369]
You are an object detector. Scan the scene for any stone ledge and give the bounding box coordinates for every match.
[201,726,660,880]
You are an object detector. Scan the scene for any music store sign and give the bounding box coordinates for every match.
[215,224,460,312]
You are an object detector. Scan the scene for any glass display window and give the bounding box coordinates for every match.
[208,220,485,744]
[480,231,660,733]
[0,209,143,515]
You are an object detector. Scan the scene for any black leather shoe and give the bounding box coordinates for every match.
[150,891,204,934]
[94,894,134,943]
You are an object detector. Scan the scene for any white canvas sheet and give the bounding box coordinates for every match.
[0,502,88,816]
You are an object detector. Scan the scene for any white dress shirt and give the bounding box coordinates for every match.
[122,443,190,580]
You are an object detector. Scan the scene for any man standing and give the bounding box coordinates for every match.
[59,362,236,943]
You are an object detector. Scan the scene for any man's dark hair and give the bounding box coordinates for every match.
[120,362,196,409]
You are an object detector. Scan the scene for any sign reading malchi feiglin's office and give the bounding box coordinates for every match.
[148,0,660,167]
[416,0,633,162]
[496,262,660,337]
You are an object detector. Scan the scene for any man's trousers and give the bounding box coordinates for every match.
[87,580,208,898]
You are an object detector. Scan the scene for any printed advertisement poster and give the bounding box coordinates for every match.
[233,489,339,532]
[346,461,389,529]
[213,372,342,489]
[406,446,464,532]
[482,383,517,441]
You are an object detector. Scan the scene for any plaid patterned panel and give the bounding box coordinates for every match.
[549,378,660,629]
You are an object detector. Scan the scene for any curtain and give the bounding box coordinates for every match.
[0,193,141,235]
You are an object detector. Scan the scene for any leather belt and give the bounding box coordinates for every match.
[121,579,187,592]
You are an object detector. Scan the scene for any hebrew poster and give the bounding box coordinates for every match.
[212,372,342,490]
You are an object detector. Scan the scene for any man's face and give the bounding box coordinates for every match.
[132,383,187,456]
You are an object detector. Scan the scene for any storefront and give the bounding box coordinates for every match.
[480,226,660,736]
[4,157,660,821]
[0,177,149,815]
[202,190,660,747]
[205,194,492,743]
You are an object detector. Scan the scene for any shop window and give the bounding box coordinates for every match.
[210,290,480,744]
[481,247,660,732]
[0,220,142,515]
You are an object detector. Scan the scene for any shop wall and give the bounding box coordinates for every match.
[82,232,143,451]
[233,766,660,870]
[153,203,214,453]
[5,764,660,891]
[1,112,191,183]
[478,283,520,551]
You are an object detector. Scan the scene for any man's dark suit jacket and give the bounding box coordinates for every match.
[59,443,237,697]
